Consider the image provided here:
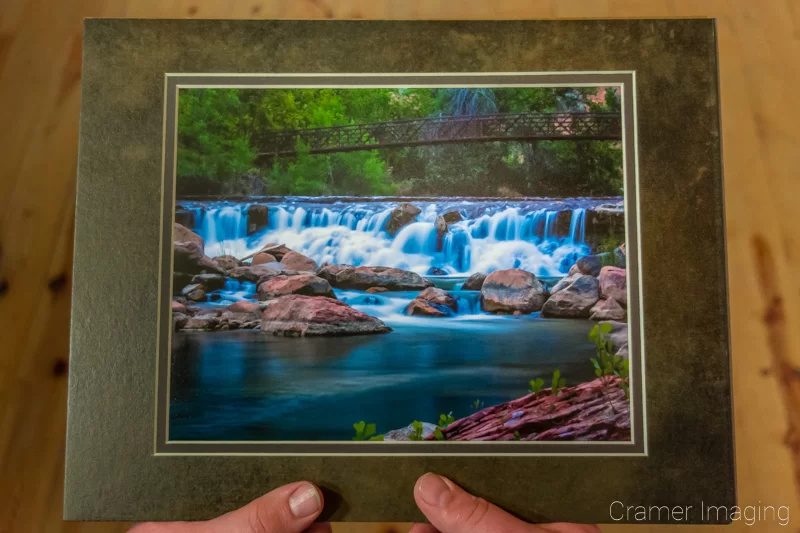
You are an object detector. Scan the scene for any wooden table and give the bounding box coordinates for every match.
[1,1,798,531]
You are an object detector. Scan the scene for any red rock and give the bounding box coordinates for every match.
[366,287,389,294]
[174,241,225,276]
[214,255,240,272]
[171,300,187,313]
[226,301,261,314]
[430,378,630,442]
[598,266,627,306]
[257,274,335,300]
[333,265,434,291]
[280,251,318,271]
[590,298,626,321]
[317,264,349,283]
[261,295,391,336]
[252,252,277,265]
[174,223,204,253]
[259,243,292,261]
[480,268,547,314]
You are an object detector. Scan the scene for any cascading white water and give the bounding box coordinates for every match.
[181,198,609,277]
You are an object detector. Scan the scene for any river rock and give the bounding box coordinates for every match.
[576,255,602,276]
[332,266,434,291]
[598,266,627,306]
[261,295,392,336]
[550,273,577,295]
[182,315,218,330]
[226,301,262,314]
[181,283,207,302]
[258,243,292,261]
[257,274,335,300]
[366,287,389,293]
[480,268,548,314]
[316,264,349,283]
[214,255,241,272]
[461,272,486,291]
[281,251,318,271]
[191,273,226,291]
[171,300,187,313]
[228,264,286,283]
[384,422,438,441]
[246,204,269,234]
[174,242,225,276]
[386,203,421,236]
[541,274,599,318]
[174,223,204,253]
[405,287,457,317]
[252,252,277,265]
[172,312,188,331]
[426,266,447,276]
[590,298,626,321]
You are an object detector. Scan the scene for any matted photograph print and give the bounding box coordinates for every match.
[160,74,643,453]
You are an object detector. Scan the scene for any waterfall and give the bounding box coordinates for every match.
[182,198,607,276]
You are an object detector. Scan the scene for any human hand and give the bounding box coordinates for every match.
[129,481,329,533]
[410,473,599,533]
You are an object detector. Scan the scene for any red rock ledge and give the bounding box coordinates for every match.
[429,378,630,441]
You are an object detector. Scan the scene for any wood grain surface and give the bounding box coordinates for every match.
[1,1,798,531]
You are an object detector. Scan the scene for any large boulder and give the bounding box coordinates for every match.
[332,266,434,292]
[598,266,627,306]
[541,274,600,318]
[257,274,335,300]
[214,255,241,272]
[174,223,204,253]
[261,295,392,336]
[281,251,318,271]
[575,255,602,276]
[181,283,207,302]
[550,273,578,295]
[258,243,292,262]
[461,272,487,291]
[316,264,349,283]
[226,300,262,314]
[191,273,226,291]
[173,241,225,276]
[252,252,277,265]
[246,204,269,235]
[480,269,548,314]
[404,287,458,317]
[590,298,626,321]
[228,264,287,283]
[385,203,421,236]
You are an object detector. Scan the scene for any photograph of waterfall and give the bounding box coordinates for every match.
[167,82,636,446]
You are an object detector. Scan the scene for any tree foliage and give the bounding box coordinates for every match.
[177,86,623,196]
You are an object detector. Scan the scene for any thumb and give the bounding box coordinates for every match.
[131,481,326,533]
[413,473,598,533]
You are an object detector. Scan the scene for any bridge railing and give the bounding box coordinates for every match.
[258,112,622,156]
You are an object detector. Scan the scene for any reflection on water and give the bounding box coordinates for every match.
[168,316,597,441]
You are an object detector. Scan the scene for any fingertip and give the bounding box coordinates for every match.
[289,482,323,518]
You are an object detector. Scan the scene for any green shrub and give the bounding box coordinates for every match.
[408,420,425,441]
[589,323,629,399]
[528,378,545,394]
[471,399,485,412]
[551,369,566,397]
[352,421,384,441]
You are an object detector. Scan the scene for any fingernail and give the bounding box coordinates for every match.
[418,473,452,507]
[289,483,321,518]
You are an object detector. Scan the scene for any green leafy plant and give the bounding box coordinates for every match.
[528,377,545,394]
[589,323,629,400]
[471,399,485,412]
[438,412,455,428]
[408,420,425,441]
[352,421,384,441]
[551,369,566,397]
[434,427,445,441]
[512,431,521,441]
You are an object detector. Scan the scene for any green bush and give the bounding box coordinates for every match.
[352,421,384,441]
[589,323,630,399]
